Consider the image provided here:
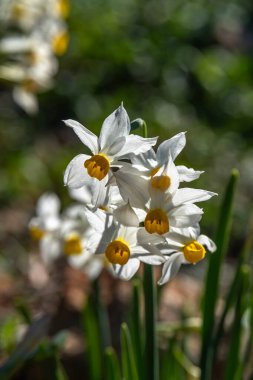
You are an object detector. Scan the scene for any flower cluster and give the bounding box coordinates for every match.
[0,0,69,114]
[29,105,217,284]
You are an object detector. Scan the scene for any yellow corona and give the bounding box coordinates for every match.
[105,239,130,265]
[144,208,169,235]
[64,233,82,256]
[84,154,110,181]
[183,241,206,264]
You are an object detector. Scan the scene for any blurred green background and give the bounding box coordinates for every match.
[1,0,253,246]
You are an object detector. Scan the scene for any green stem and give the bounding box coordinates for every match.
[143,265,158,380]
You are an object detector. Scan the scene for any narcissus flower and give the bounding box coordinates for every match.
[115,169,216,235]
[84,204,165,280]
[158,226,216,285]
[64,105,157,190]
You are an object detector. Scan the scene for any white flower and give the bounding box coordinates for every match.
[130,132,203,185]
[64,105,158,190]
[158,225,216,285]
[29,192,61,238]
[84,204,165,280]
[114,169,216,235]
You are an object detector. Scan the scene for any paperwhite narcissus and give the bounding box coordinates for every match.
[84,204,165,280]
[114,169,216,235]
[63,105,158,190]
[158,226,216,285]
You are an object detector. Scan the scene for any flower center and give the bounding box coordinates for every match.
[64,233,82,256]
[29,226,45,240]
[150,166,160,177]
[11,4,25,20]
[144,208,169,235]
[52,31,69,55]
[151,175,171,191]
[183,240,206,264]
[105,238,130,265]
[84,154,110,181]
[56,0,69,18]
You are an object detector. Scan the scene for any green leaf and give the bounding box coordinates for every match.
[143,265,159,380]
[104,347,121,380]
[160,339,185,380]
[224,265,250,380]
[82,297,102,380]
[200,169,239,380]
[121,323,139,380]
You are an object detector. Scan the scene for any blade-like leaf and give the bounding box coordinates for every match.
[121,323,139,380]
[224,265,250,380]
[104,347,121,380]
[200,169,239,380]
[82,297,102,380]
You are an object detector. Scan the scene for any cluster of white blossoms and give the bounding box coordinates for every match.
[0,0,69,114]
[29,105,217,284]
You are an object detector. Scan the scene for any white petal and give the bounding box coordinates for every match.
[177,165,204,182]
[83,256,104,279]
[132,245,165,265]
[91,177,108,208]
[99,105,130,151]
[164,232,186,248]
[64,119,99,154]
[156,157,179,194]
[158,252,184,285]
[115,135,158,158]
[137,228,165,245]
[40,235,61,265]
[198,235,217,252]
[118,226,138,246]
[13,87,38,115]
[114,170,149,209]
[113,258,140,280]
[64,154,91,188]
[170,204,203,228]
[157,132,186,164]
[69,185,93,204]
[172,188,217,206]
[113,202,139,227]
[84,208,114,236]
[37,193,60,217]
[68,251,92,268]
[104,136,126,157]
[130,149,157,171]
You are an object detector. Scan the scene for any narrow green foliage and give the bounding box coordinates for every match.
[129,279,144,379]
[200,169,239,380]
[93,279,111,349]
[160,340,185,380]
[224,265,250,380]
[121,323,139,380]
[173,345,200,380]
[104,347,121,380]
[82,297,102,380]
[143,265,159,380]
